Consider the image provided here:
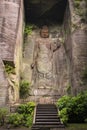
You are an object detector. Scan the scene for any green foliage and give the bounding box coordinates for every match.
[59,108,68,125]
[66,84,71,95]
[7,102,35,128]
[24,114,33,127]
[20,80,30,99]
[17,102,35,127]
[7,113,23,127]
[24,24,35,36]
[56,95,72,125]
[74,0,81,8]
[0,108,8,126]
[57,95,71,110]
[5,64,15,74]
[57,91,87,124]
[17,102,35,114]
[74,0,86,20]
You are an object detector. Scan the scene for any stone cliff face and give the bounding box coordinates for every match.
[19,0,87,102]
[0,0,23,106]
[0,58,8,106]
[0,0,20,61]
[63,0,87,95]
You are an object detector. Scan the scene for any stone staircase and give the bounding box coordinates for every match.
[32,104,65,130]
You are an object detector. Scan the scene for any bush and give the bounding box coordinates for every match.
[16,102,35,128]
[20,80,30,99]
[26,102,36,114]
[0,102,35,128]
[57,91,87,124]
[7,113,23,127]
[59,108,68,125]
[0,108,8,126]
[57,95,71,110]
[17,102,35,114]
[24,114,33,127]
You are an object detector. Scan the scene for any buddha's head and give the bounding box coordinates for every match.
[40,25,49,38]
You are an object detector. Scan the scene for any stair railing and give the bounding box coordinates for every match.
[33,106,37,124]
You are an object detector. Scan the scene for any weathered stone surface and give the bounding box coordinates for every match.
[0,58,8,106]
[0,0,87,105]
[53,45,69,95]
[0,0,20,61]
[63,0,87,95]
[71,30,87,94]
[22,33,36,82]
[23,25,68,102]
[14,0,24,103]
[0,0,23,106]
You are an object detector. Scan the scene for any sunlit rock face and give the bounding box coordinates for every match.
[0,0,23,106]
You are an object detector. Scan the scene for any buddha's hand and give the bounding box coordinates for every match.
[31,62,35,69]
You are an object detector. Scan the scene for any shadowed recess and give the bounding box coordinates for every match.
[24,0,68,25]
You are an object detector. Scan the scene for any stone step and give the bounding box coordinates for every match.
[37,105,56,107]
[36,113,58,116]
[32,104,65,130]
[32,128,49,130]
[32,124,65,128]
[36,108,57,111]
[36,111,57,114]
[37,104,56,106]
[36,116,60,119]
[35,119,60,122]
[36,109,57,112]
[37,107,57,109]
[37,104,56,107]
[35,122,61,125]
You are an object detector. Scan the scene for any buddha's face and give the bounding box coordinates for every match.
[40,26,49,38]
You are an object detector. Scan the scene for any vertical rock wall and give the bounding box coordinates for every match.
[0,0,24,105]
[54,44,69,95]
[0,0,87,105]
[61,1,72,95]
[0,0,20,61]
[0,58,8,106]
[64,0,87,95]
[71,30,87,94]
[14,0,24,103]
[23,0,87,102]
